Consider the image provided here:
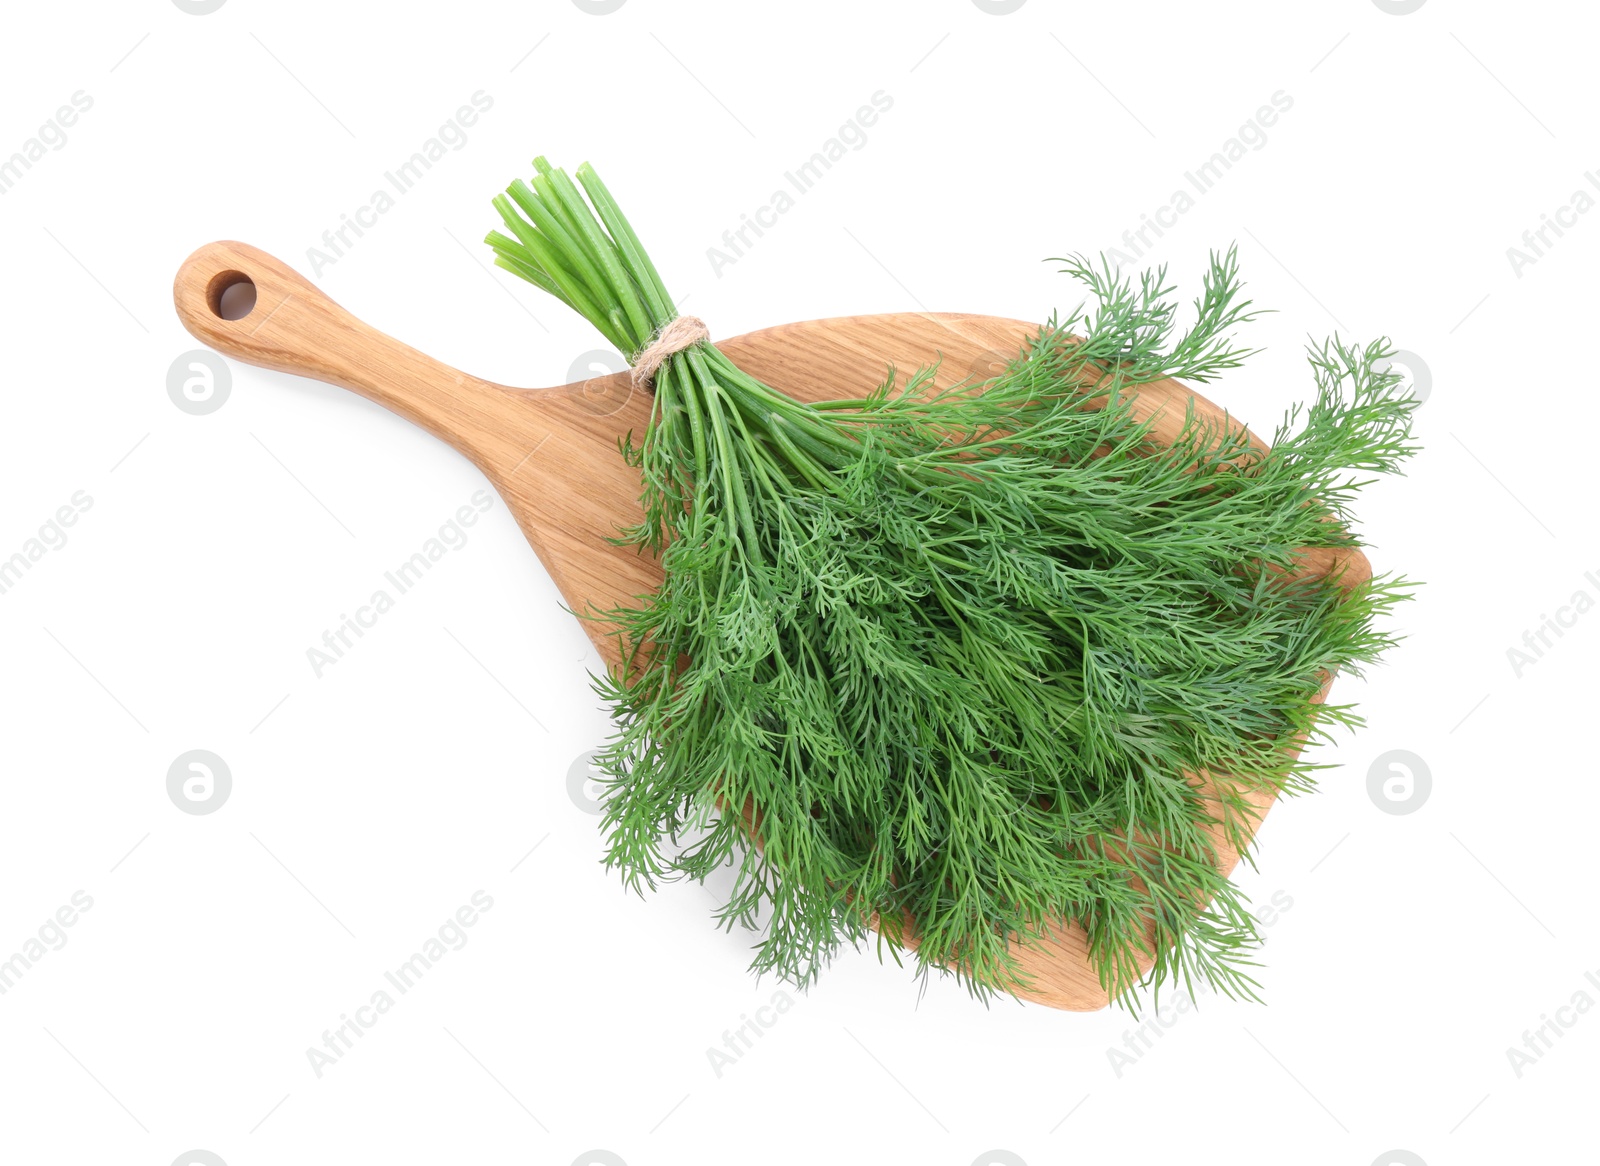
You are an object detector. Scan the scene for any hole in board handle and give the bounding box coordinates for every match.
[206,270,257,321]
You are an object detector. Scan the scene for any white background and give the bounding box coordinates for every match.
[0,2,1594,1164]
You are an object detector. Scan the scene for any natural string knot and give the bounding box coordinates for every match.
[631,315,710,387]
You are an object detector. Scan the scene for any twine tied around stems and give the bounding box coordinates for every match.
[630,315,710,387]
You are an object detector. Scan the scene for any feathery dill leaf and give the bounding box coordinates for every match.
[487,160,1418,1010]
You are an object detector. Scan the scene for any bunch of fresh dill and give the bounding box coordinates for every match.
[486,158,1417,1009]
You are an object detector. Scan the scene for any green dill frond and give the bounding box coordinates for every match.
[489,162,1419,1011]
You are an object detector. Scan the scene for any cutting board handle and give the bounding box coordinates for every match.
[173,240,512,464]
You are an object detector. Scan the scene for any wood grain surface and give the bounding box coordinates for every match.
[174,239,1369,1010]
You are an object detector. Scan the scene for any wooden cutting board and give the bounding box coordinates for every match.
[174,240,1367,1010]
